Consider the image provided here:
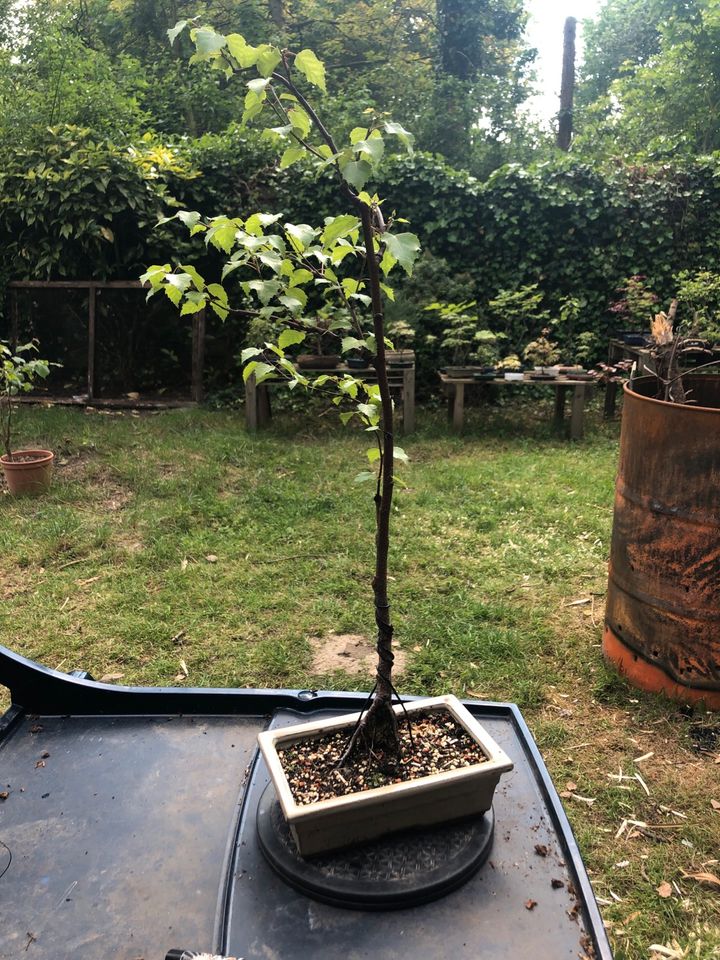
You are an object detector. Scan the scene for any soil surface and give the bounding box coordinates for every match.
[309,632,407,677]
[279,708,488,805]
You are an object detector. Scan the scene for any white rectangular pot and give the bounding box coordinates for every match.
[257,694,513,856]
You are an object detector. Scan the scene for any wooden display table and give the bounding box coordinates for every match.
[246,362,415,433]
[439,372,591,440]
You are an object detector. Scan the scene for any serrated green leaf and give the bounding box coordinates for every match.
[178,263,205,291]
[252,361,276,385]
[284,222,316,251]
[339,411,355,425]
[241,348,262,363]
[256,44,281,77]
[350,127,368,144]
[383,121,415,153]
[192,27,227,58]
[180,298,205,316]
[290,268,313,286]
[381,232,420,275]
[288,106,311,140]
[167,20,188,45]
[226,34,258,68]
[247,77,270,95]
[393,446,409,463]
[177,210,201,231]
[280,146,306,169]
[340,159,372,191]
[367,447,381,463]
[355,135,384,165]
[321,214,360,247]
[341,337,365,354]
[278,329,306,350]
[209,301,229,321]
[206,220,239,254]
[163,284,182,306]
[207,282,228,305]
[294,49,326,92]
[246,278,281,305]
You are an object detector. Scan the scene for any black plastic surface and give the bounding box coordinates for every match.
[0,643,613,959]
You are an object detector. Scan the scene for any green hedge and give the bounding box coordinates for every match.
[3,124,720,393]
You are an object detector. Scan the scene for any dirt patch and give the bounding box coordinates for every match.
[309,632,407,678]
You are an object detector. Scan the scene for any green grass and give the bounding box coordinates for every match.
[1,396,719,959]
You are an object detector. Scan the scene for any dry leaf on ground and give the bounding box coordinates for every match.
[656,881,673,898]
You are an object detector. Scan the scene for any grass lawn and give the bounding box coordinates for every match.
[1,395,719,959]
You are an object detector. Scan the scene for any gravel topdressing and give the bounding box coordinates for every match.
[278,708,489,805]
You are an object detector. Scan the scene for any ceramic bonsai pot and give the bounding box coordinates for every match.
[257,693,513,857]
[297,354,340,369]
[1,449,54,496]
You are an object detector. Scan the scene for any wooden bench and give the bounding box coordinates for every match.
[439,373,591,440]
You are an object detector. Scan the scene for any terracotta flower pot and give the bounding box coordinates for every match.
[1,449,54,496]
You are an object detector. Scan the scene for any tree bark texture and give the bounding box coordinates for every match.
[557,16,576,151]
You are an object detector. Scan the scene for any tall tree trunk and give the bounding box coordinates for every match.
[557,16,576,151]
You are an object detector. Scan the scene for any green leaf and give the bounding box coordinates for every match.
[340,159,372,191]
[380,282,395,302]
[245,361,275,385]
[288,107,311,140]
[290,268,313,286]
[226,34,258,68]
[354,470,375,483]
[179,263,205,291]
[321,214,360,247]
[294,49,327,92]
[284,222,316,251]
[167,20,188,45]
[206,220,239,254]
[192,27,227,58]
[341,336,365,353]
[393,446,409,463]
[246,278,281,305]
[181,298,205,316]
[256,44,281,77]
[383,121,415,153]
[367,447,381,463]
[177,210,201,232]
[381,232,421,275]
[350,127,368,144]
[280,146,306,169]
[247,77,270,95]
[278,329,306,350]
[241,347,262,363]
[355,134,384,165]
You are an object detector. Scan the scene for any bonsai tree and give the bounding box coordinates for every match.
[523,329,561,374]
[674,269,720,345]
[609,275,659,332]
[142,23,421,760]
[426,301,502,369]
[0,340,52,460]
[497,353,522,372]
[486,284,547,356]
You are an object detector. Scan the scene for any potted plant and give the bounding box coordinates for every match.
[604,301,720,707]
[295,305,344,369]
[385,318,416,367]
[143,24,513,855]
[0,340,55,496]
[427,301,501,378]
[609,274,658,345]
[523,329,561,378]
[486,283,547,357]
[497,354,524,381]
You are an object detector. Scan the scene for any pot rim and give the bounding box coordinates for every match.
[258,694,513,822]
[0,449,54,466]
[624,375,720,415]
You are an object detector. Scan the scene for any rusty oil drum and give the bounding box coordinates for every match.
[604,375,720,708]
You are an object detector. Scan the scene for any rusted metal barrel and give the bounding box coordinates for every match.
[604,375,720,708]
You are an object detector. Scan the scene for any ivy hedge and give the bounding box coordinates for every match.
[2,124,720,394]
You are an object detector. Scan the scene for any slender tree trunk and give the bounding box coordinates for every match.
[557,17,576,151]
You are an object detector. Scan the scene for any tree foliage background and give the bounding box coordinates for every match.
[1,0,720,394]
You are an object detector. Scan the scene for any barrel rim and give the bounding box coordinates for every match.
[624,375,720,415]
